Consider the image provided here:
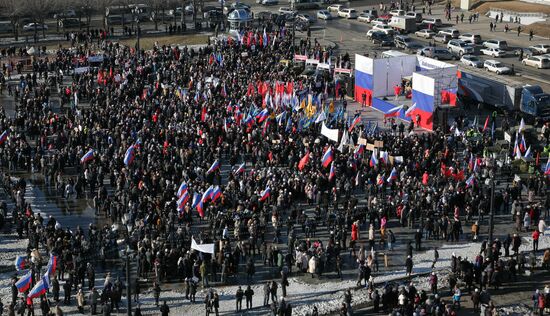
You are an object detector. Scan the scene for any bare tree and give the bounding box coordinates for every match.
[22,0,60,41]
[0,0,26,41]
[95,0,115,29]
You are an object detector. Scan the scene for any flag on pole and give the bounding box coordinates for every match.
[369,151,378,167]
[386,167,398,183]
[123,145,136,166]
[28,273,50,299]
[298,151,310,171]
[80,149,94,164]
[348,115,361,132]
[46,254,58,277]
[321,147,334,168]
[405,103,417,117]
[234,162,246,175]
[384,105,403,118]
[259,186,271,202]
[15,256,27,271]
[15,271,33,292]
[328,161,336,181]
[482,115,490,132]
[518,118,525,134]
[206,160,220,175]
[0,130,9,145]
[465,174,475,187]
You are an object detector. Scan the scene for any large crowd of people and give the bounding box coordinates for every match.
[0,12,549,316]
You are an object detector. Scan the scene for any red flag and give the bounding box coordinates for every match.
[298,151,310,171]
[483,116,490,132]
[268,151,273,161]
[109,67,113,79]
[201,107,207,122]
[422,172,429,185]
[97,69,104,84]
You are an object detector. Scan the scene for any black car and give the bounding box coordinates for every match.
[59,18,86,28]
[371,32,393,46]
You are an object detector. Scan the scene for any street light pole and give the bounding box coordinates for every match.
[291,0,295,47]
[133,8,141,58]
[126,247,131,316]
[488,167,495,243]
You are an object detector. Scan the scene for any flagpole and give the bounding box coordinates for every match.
[488,166,495,243]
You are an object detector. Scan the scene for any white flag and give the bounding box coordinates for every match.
[321,122,340,142]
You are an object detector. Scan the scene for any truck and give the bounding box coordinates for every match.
[457,69,550,120]
[388,16,416,33]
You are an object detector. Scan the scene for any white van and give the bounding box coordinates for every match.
[382,50,409,58]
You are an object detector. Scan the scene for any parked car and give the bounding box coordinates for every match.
[59,18,86,28]
[261,0,279,5]
[447,40,474,56]
[417,47,453,60]
[278,7,297,15]
[389,9,405,16]
[484,60,511,74]
[394,35,418,50]
[317,10,332,20]
[405,11,422,22]
[422,18,442,27]
[529,44,550,54]
[480,47,506,57]
[23,23,48,31]
[459,33,482,44]
[515,48,535,58]
[522,56,550,69]
[371,32,394,46]
[358,13,376,23]
[433,33,452,44]
[372,24,395,35]
[338,8,358,19]
[54,9,76,19]
[415,29,435,39]
[362,9,378,17]
[296,13,315,23]
[327,4,345,12]
[483,39,508,50]
[438,28,460,39]
[371,18,389,25]
[460,54,483,68]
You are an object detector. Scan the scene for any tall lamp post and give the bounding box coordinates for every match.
[488,165,496,243]
[124,222,134,316]
[291,0,295,46]
[132,7,142,58]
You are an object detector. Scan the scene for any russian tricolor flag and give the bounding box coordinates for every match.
[329,162,336,181]
[259,186,271,202]
[15,255,27,271]
[386,167,398,183]
[206,160,220,175]
[465,174,475,187]
[354,145,365,158]
[80,149,95,164]
[256,108,269,123]
[321,147,334,168]
[211,186,222,203]
[28,273,50,299]
[520,134,527,152]
[177,182,188,198]
[177,190,190,207]
[379,151,389,165]
[348,115,361,132]
[234,162,246,175]
[383,105,403,118]
[123,145,135,166]
[369,151,378,167]
[191,192,201,208]
[202,185,214,203]
[46,254,57,277]
[15,271,33,292]
[0,130,9,145]
[196,200,204,218]
[405,103,417,117]
[544,159,550,175]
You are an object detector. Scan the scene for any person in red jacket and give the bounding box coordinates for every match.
[533,229,541,252]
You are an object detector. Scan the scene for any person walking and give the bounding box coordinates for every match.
[160,301,170,316]
[263,282,271,306]
[533,229,540,252]
[153,282,161,307]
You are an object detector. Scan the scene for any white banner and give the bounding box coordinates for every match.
[504,132,511,142]
[191,237,215,254]
[321,122,339,142]
[74,67,90,74]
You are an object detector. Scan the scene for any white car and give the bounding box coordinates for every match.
[327,4,345,12]
[415,29,435,39]
[460,55,483,68]
[522,56,550,69]
[483,39,508,50]
[529,44,550,54]
[358,13,375,23]
[480,47,506,57]
[317,10,332,20]
[371,18,389,26]
[296,13,315,23]
[447,40,474,56]
[372,24,395,35]
[23,23,48,31]
[278,7,297,15]
[422,18,442,27]
[389,9,405,16]
[459,33,482,44]
[338,8,358,19]
[484,60,511,74]
[261,0,279,5]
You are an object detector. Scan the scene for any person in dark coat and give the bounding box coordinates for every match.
[405,255,413,277]
[160,301,169,316]
[244,285,254,309]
